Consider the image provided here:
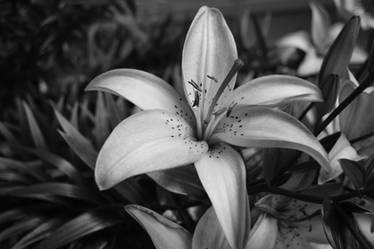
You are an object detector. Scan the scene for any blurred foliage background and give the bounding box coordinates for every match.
[1,0,374,248]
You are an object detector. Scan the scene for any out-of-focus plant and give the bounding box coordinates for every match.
[0,94,161,248]
[1,3,374,249]
[334,0,374,30]
[277,1,367,76]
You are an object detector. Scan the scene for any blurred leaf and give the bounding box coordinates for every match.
[0,217,44,245]
[322,199,345,249]
[300,183,342,198]
[22,101,47,150]
[280,161,319,190]
[24,148,83,184]
[93,93,111,146]
[240,9,256,49]
[0,157,47,181]
[70,102,79,129]
[55,110,97,169]
[340,159,365,190]
[11,217,65,249]
[0,183,102,203]
[319,16,360,85]
[35,208,124,249]
[310,1,331,53]
[0,122,18,144]
[0,208,32,227]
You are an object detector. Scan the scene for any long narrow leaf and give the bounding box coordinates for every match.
[35,208,124,249]
[22,101,47,149]
[55,110,97,169]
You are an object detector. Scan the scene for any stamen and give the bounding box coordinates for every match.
[205,59,244,120]
[226,102,238,117]
[203,107,228,140]
[192,91,200,107]
[207,75,218,83]
[213,107,228,117]
[188,80,202,92]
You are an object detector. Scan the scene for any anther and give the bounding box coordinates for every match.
[226,102,238,117]
[207,75,218,83]
[188,80,202,92]
[192,91,200,107]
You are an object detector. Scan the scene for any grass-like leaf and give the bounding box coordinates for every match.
[35,208,125,249]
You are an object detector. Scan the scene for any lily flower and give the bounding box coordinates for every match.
[255,194,331,249]
[125,204,278,249]
[277,2,366,76]
[86,6,331,249]
[334,0,374,30]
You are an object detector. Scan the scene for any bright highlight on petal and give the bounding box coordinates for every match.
[245,215,278,249]
[95,110,208,189]
[125,205,192,249]
[195,144,250,249]
[212,106,331,171]
[182,6,237,116]
[86,69,194,122]
[231,75,323,107]
[192,207,231,249]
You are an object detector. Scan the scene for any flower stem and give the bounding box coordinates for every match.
[314,72,374,136]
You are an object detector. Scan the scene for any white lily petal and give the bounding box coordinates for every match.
[298,49,323,76]
[195,144,250,249]
[212,106,331,172]
[339,80,374,140]
[182,6,237,115]
[86,69,194,122]
[297,216,329,244]
[277,31,312,52]
[125,205,192,249]
[245,215,278,249]
[310,1,331,53]
[95,110,208,190]
[351,46,367,63]
[231,75,323,107]
[319,134,363,183]
[192,207,231,249]
[275,224,313,249]
[354,213,374,246]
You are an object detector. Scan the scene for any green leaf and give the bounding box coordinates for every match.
[318,16,360,84]
[55,110,97,169]
[35,208,124,249]
[22,101,47,150]
[340,159,365,190]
